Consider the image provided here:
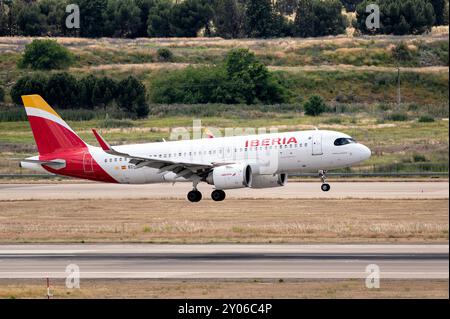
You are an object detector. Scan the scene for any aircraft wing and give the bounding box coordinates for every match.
[92,129,228,179]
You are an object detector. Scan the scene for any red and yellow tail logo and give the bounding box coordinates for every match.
[22,95,86,155]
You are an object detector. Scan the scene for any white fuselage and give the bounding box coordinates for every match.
[85,130,371,184]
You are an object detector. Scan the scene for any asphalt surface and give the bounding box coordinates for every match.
[0,182,448,200]
[0,244,447,279]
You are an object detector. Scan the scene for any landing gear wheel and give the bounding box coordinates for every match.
[321,183,331,192]
[187,190,202,202]
[211,190,226,202]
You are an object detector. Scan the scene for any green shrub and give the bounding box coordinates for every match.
[18,39,74,70]
[99,117,135,128]
[10,74,47,105]
[392,42,413,64]
[0,107,27,121]
[151,49,287,105]
[323,117,342,124]
[385,113,408,121]
[418,115,435,123]
[0,87,4,102]
[304,95,328,116]
[156,48,174,62]
[412,154,427,162]
[407,103,420,111]
[377,103,390,111]
[116,76,149,118]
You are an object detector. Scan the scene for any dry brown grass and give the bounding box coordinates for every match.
[0,199,447,243]
[0,278,447,299]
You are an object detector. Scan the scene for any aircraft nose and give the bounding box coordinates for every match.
[359,144,371,161]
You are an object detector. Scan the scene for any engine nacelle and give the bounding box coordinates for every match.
[206,164,252,190]
[250,173,287,189]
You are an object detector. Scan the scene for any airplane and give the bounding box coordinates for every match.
[19,95,371,202]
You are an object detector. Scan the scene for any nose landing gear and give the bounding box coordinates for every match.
[319,170,331,192]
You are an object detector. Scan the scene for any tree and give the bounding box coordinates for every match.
[225,49,286,104]
[313,0,346,36]
[245,0,276,38]
[340,0,363,11]
[19,39,74,70]
[294,0,315,37]
[275,0,299,15]
[116,76,149,118]
[78,74,97,109]
[78,0,108,37]
[355,0,436,35]
[45,73,79,109]
[147,0,173,37]
[16,3,47,36]
[170,0,213,37]
[430,0,447,25]
[304,95,328,116]
[213,0,246,38]
[105,0,142,37]
[92,77,117,110]
[39,0,69,36]
[0,86,5,102]
[294,0,346,37]
[10,74,47,105]
[135,0,157,37]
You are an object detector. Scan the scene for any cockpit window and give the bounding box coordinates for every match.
[334,138,357,146]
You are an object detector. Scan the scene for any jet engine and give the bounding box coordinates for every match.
[250,173,287,189]
[206,164,252,190]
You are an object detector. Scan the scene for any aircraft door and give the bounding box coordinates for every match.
[312,133,323,156]
[83,152,94,173]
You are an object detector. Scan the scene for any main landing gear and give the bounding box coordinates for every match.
[319,170,331,192]
[187,189,227,202]
[211,189,226,202]
[187,181,227,203]
[187,189,202,202]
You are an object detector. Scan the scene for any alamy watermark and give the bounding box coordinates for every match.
[65,263,80,289]
[365,264,380,289]
[365,4,380,31]
[65,4,80,29]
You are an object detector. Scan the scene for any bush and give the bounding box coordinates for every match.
[18,39,74,70]
[116,76,149,118]
[99,117,135,128]
[304,95,328,116]
[156,48,174,62]
[0,87,4,102]
[418,115,435,122]
[385,113,409,121]
[151,49,287,105]
[10,74,47,105]
[392,42,413,64]
[412,154,427,162]
[45,73,79,109]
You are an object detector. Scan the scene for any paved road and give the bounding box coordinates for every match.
[0,182,447,200]
[0,244,447,279]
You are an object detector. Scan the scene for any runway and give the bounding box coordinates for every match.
[0,244,447,279]
[0,181,448,200]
